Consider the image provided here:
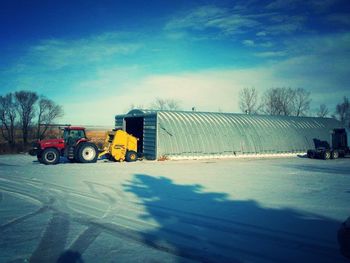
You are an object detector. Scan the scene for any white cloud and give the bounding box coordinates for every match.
[266,15,306,34]
[256,31,267,37]
[165,5,259,36]
[242,39,255,47]
[164,4,311,41]
[259,41,274,48]
[255,51,286,57]
[17,33,142,71]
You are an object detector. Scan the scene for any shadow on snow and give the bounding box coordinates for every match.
[124,174,346,263]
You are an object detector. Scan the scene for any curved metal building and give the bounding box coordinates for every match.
[115,110,341,160]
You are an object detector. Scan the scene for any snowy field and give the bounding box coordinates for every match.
[0,154,349,263]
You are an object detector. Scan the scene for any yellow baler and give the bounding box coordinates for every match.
[98,129,138,162]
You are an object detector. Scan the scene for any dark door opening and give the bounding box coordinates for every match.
[125,117,144,154]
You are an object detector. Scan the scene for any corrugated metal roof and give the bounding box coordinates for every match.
[117,110,341,159]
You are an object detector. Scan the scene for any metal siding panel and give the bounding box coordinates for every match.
[143,115,157,160]
[170,112,187,156]
[205,113,224,154]
[178,112,198,155]
[226,115,245,153]
[197,113,217,155]
[174,112,192,156]
[163,112,183,156]
[191,113,210,155]
[220,115,240,154]
[158,113,173,156]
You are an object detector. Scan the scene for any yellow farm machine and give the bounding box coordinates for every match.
[98,129,139,162]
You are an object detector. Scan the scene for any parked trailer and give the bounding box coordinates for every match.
[307,128,349,160]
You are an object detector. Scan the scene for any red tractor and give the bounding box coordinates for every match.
[29,126,98,165]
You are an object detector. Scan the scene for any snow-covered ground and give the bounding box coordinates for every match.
[0,154,349,263]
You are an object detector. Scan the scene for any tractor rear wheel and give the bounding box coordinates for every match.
[76,142,98,163]
[41,148,60,165]
[125,151,137,162]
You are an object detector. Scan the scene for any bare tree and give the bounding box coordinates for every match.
[261,87,295,116]
[317,104,329,118]
[335,96,350,127]
[292,88,311,116]
[239,87,259,114]
[37,97,64,140]
[151,98,167,110]
[0,93,17,146]
[280,88,296,116]
[261,88,279,115]
[151,98,181,111]
[15,90,39,144]
[167,99,181,111]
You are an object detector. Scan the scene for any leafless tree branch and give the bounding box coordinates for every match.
[15,91,39,144]
[239,87,260,114]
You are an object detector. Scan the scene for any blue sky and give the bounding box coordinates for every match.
[0,0,350,125]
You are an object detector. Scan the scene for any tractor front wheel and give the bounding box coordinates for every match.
[77,142,98,163]
[41,148,60,165]
[125,151,138,162]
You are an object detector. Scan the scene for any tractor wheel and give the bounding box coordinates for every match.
[331,150,339,159]
[76,142,98,163]
[125,151,137,162]
[323,150,331,160]
[41,148,60,165]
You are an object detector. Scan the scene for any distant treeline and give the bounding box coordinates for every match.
[0,90,63,152]
[238,87,350,128]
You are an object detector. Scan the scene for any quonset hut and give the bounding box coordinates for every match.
[115,110,341,160]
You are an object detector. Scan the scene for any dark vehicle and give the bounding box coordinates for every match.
[307,128,349,160]
[29,126,98,165]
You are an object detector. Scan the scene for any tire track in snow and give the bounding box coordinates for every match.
[2,177,204,261]
[68,225,103,254]
[0,183,52,207]
[75,219,240,263]
[0,206,48,231]
[29,212,70,263]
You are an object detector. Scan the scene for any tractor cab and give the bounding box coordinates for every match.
[62,126,87,145]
